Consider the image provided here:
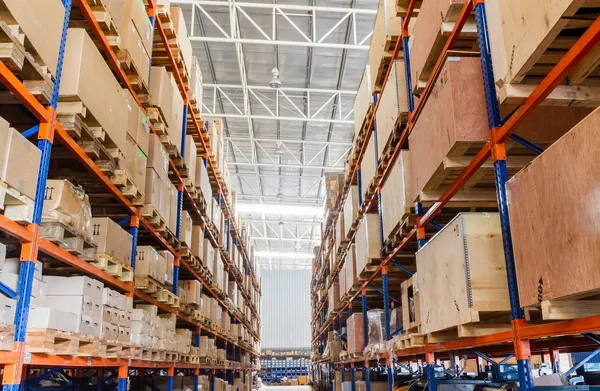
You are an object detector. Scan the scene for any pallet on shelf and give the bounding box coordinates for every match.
[0,179,34,224]
[400,275,420,334]
[487,0,600,92]
[368,0,403,94]
[416,213,512,338]
[408,0,478,95]
[92,253,134,282]
[25,329,101,356]
[408,56,590,205]
[40,220,97,261]
[110,169,144,206]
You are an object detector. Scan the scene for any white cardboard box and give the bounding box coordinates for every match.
[46,295,102,319]
[28,307,77,332]
[2,258,42,280]
[118,326,130,342]
[102,322,119,340]
[77,314,102,337]
[0,296,16,324]
[103,307,116,323]
[44,276,104,300]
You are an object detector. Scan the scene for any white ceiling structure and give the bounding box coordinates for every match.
[174,0,378,269]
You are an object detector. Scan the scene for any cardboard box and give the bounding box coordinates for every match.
[147,134,169,184]
[0,296,16,324]
[144,167,163,211]
[181,211,192,247]
[118,326,131,342]
[77,314,102,337]
[1,128,41,200]
[170,7,193,77]
[159,250,174,286]
[150,67,174,127]
[136,246,159,279]
[124,89,150,154]
[46,295,102,319]
[44,276,104,301]
[102,322,119,340]
[0,0,65,75]
[120,228,133,266]
[91,217,122,259]
[103,307,117,323]
[61,29,127,153]
[168,183,177,232]
[28,307,77,332]
[42,179,93,238]
[184,135,197,187]
[191,225,204,258]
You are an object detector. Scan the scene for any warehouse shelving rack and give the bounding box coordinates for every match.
[0,0,261,390]
[310,1,600,391]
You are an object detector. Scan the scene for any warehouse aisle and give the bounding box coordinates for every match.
[260,387,311,391]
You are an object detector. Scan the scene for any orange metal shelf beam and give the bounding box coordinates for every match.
[0,216,34,243]
[0,61,50,123]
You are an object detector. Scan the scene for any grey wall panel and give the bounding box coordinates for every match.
[260,269,311,349]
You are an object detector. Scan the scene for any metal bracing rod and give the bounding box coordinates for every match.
[175,0,377,14]
[509,134,544,154]
[499,354,515,364]
[203,112,354,124]
[368,284,400,305]
[470,350,497,365]
[226,137,353,147]
[231,161,345,170]
[190,36,369,50]
[203,84,357,95]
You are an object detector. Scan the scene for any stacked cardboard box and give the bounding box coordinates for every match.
[92,217,133,266]
[99,287,132,342]
[195,155,213,215]
[149,66,184,154]
[136,245,173,286]
[175,328,192,355]
[131,305,157,348]
[179,280,202,308]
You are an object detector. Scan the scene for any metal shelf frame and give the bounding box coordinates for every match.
[0,0,261,390]
[310,1,600,391]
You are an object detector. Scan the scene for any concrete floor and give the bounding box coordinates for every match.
[260,386,310,391]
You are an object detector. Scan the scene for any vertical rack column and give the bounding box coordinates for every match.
[473,2,533,390]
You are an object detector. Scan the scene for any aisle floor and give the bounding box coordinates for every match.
[260,386,310,391]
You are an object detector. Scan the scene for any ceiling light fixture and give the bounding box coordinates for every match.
[269,67,282,89]
[274,141,284,156]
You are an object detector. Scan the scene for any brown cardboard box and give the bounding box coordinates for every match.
[112,0,152,54]
[0,118,9,180]
[184,135,197,187]
[159,250,174,286]
[144,168,162,210]
[123,89,149,154]
[0,0,65,75]
[135,246,159,279]
[149,67,174,127]
[195,156,212,216]
[355,214,381,275]
[147,134,169,183]
[42,180,92,239]
[120,228,133,266]
[168,183,177,232]
[347,313,365,354]
[191,225,204,258]
[91,217,122,259]
[170,7,193,78]
[181,211,192,247]
[61,29,127,152]
[169,75,184,153]
[2,128,41,200]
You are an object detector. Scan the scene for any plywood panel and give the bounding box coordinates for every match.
[345,244,358,291]
[381,150,412,241]
[376,60,409,157]
[507,107,600,307]
[369,0,403,92]
[343,185,359,238]
[361,132,377,200]
[416,213,510,334]
[485,0,586,86]
[408,0,466,92]
[354,68,373,136]
[408,56,592,202]
[355,214,382,276]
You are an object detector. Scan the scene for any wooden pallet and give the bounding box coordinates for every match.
[165,351,179,362]
[395,332,424,350]
[151,12,190,86]
[56,101,120,176]
[153,287,180,308]
[0,324,15,351]
[102,339,131,358]
[116,48,149,103]
[92,253,134,282]
[40,220,97,261]
[111,169,144,206]
[525,295,600,322]
[426,318,512,343]
[160,136,187,177]
[70,1,120,50]
[395,0,422,16]
[0,20,53,105]
[135,275,162,294]
[382,214,416,256]
[25,329,79,355]
[0,180,34,224]
[141,204,167,231]
[147,107,169,135]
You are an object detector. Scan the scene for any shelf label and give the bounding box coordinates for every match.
[87,357,93,366]
[24,352,31,363]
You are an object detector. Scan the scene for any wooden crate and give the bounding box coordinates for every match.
[408,56,592,204]
[354,67,375,137]
[400,275,420,333]
[354,214,382,280]
[409,0,478,94]
[375,60,409,159]
[346,313,365,355]
[345,244,360,295]
[381,150,412,242]
[487,0,600,90]
[327,282,340,317]
[395,0,423,16]
[369,0,403,94]
[416,213,511,336]
[507,106,600,311]
[342,185,359,240]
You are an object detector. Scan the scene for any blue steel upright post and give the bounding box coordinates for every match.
[173,103,189,295]
[4,2,72,391]
[361,289,370,391]
[474,4,533,391]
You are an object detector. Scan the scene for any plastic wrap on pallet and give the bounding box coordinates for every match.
[42,179,93,240]
[390,307,403,334]
[365,309,385,357]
